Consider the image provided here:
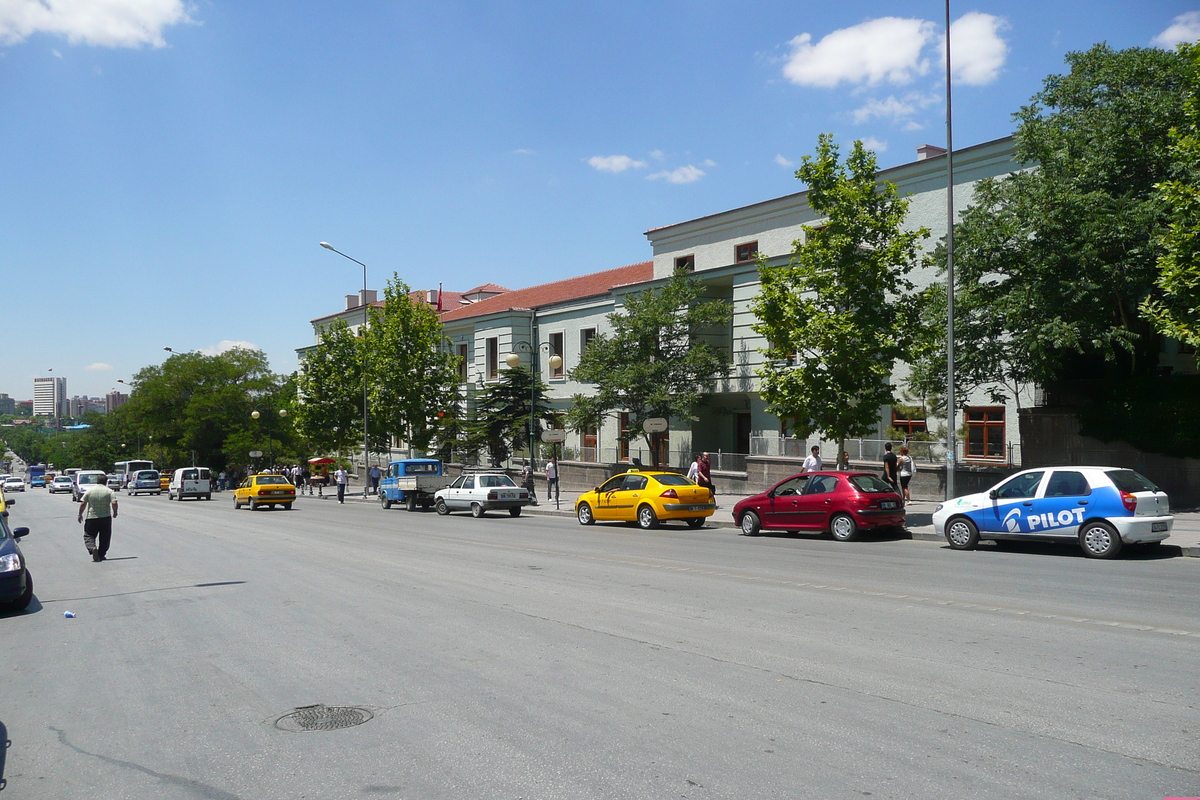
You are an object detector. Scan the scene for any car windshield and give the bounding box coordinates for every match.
[135,471,159,480]
[404,463,440,474]
[79,474,104,484]
[849,475,893,493]
[1106,469,1160,493]
[654,474,694,486]
[256,476,287,485]
[478,475,516,488]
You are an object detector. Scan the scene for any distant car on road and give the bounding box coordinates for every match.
[233,474,295,510]
[434,471,530,517]
[575,470,715,529]
[933,466,1172,558]
[0,512,32,612]
[733,471,905,540]
[48,476,74,494]
[71,470,108,502]
[106,475,122,489]
[169,467,212,501]
[126,469,162,496]
[2,477,25,493]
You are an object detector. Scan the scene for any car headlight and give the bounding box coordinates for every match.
[935,504,943,512]
[0,553,21,573]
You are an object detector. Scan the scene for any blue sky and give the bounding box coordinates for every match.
[2,1,1197,400]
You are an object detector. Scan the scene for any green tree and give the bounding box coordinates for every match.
[364,274,462,454]
[1,423,50,466]
[565,270,732,462]
[468,366,552,466]
[293,319,367,458]
[939,44,1193,388]
[1142,41,1200,348]
[751,134,928,455]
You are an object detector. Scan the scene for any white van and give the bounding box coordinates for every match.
[169,467,212,501]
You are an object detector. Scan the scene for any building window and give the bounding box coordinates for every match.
[735,241,758,263]
[581,424,597,463]
[486,338,498,380]
[618,412,631,462]
[457,343,468,383]
[891,407,928,437]
[675,254,695,273]
[548,332,564,378]
[580,328,596,353]
[965,407,1005,460]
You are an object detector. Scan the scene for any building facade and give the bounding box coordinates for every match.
[33,376,66,418]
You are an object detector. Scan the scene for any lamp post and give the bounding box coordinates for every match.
[319,241,370,495]
[506,341,563,470]
[943,0,957,500]
[251,407,288,469]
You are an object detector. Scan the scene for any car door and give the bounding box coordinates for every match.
[760,476,809,530]
[594,476,630,521]
[1024,470,1091,537]
[796,474,839,531]
[449,475,473,510]
[975,471,1046,534]
[613,474,648,521]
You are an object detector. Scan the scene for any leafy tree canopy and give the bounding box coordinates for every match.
[752,134,928,446]
[468,366,552,466]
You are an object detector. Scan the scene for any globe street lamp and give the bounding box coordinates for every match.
[251,408,288,469]
[507,341,563,471]
[319,241,370,495]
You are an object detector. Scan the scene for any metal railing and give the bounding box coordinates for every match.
[750,435,1021,467]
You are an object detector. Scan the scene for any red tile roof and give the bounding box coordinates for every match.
[439,262,653,322]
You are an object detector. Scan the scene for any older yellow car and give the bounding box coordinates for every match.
[233,474,296,510]
[575,470,715,529]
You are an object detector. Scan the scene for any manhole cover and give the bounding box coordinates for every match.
[274,704,373,732]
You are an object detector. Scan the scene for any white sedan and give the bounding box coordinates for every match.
[48,476,74,494]
[1,477,25,493]
[434,471,531,517]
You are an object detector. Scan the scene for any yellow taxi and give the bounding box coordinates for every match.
[0,487,10,517]
[575,469,715,529]
[159,473,172,492]
[233,474,296,510]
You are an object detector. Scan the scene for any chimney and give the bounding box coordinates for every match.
[916,144,947,161]
[345,294,358,311]
[359,289,378,306]
[426,289,437,304]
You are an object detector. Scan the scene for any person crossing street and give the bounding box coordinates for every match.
[77,478,119,562]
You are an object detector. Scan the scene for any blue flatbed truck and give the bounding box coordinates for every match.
[28,465,46,488]
[379,458,447,511]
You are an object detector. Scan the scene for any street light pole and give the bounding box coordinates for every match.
[943,0,957,500]
[319,241,370,495]
[251,408,288,469]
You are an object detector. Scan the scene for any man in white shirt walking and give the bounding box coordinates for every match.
[334,466,348,504]
[802,446,822,473]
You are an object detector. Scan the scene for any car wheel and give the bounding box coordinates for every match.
[686,517,705,529]
[381,494,392,510]
[577,503,595,525]
[471,502,484,518]
[739,510,761,536]
[436,498,450,515]
[509,506,521,517]
[1080,520,1122,559]
[248,499,257,511]
[205,494,212,501]
[830,513,859,542]
[407,495,418,512]
[233,496,241,509]
[281,503,292,510]
[637,505,659,530]
[946,516,980,550]
[6,571,32,612]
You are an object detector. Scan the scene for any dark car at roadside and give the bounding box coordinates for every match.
[733,471,905,541]
[0,513,33,612]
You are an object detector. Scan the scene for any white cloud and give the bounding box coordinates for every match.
[648,149,664,160]
[85,362,112,371]
[947,12,1009,85]
[857,136,888,153]
[775,154,796,168]
[512,148,535,155]
[701,158,716,167]
[199,340,259,356]
[0,0,193,48]
[851,92,939,125]
[588,154,647,173]
[903,120,924,132]
[648,165,705,184]
[1152,11,1200,48]
[782,17,935,88]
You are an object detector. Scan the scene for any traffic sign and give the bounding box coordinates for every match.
[540,429,566,443]
[249,450,263,458]
[642,417,668,433]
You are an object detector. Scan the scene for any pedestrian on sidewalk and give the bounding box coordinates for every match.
[696,452,715,501]
[369,463,382,495]
[77,479,118,562]
[897,446,914,504]
[882,442,899,494]
[686,455,700,482]
[546,456,559,502]
[521,462,538,505]
[802,446,822,473]
[334,465,348,504]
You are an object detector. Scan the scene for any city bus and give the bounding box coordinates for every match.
[114,460,154,488]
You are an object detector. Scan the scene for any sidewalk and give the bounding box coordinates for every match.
[307,481,1200,557]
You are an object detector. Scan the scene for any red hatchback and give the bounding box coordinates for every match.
[733,471,905,541]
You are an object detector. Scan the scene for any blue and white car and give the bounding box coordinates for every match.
[933,467,1172,559]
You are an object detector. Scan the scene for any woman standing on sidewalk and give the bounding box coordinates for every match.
[897,446,914,504]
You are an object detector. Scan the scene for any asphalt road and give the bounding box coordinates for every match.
[2,489,1198,799]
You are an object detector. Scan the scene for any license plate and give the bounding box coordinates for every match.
[683,504,710,511]
[1151,521,1168,532]
[269,490,290,495]
[881,501,898,509]
[499,491,516,499]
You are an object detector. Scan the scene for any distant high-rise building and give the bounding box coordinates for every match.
[69,395,87,418]
[33,376,66,418]
[106,392,128,413]
[0,393,14,415]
